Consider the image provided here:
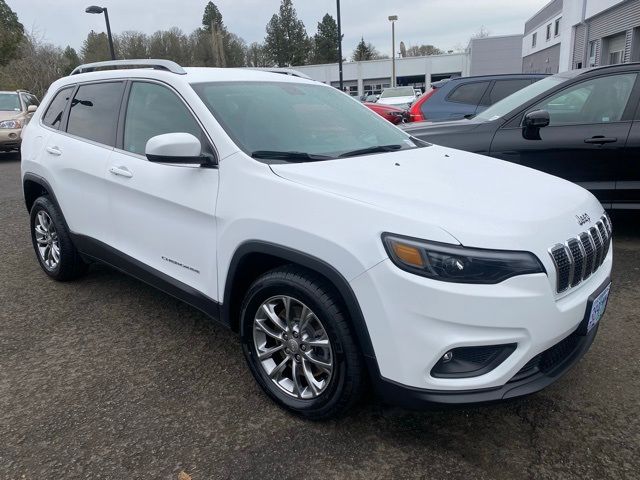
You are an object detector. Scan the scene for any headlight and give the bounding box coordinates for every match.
[0,119,22,129]
[382,233,545,284]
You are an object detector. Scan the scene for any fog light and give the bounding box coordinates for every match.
[9,133,17,139]
[431,344,517,378]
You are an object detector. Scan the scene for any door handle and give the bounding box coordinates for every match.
[45,146,62,156]
[584,136,617,145]
[109,166,133,178]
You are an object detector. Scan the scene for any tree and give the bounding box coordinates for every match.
[0,34,66,99]
[264,0,310,67]
[245,42,271,67]
[202,1,223,32]
[117,31,148,59]
[404,44,443,57]
[471,26,491,39]
[0,0,24,66]
[352,37,383,61]
[61,46,80,75]
[148,28,190,64]
[80,30,111,63]
[312,13,340,64]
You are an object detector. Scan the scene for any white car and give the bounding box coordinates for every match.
[21,60,612,419]
[376,86,419,109]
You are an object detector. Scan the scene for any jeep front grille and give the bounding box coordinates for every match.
[548,214,612,293]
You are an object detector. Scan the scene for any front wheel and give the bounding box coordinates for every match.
[240,266,364,420]
[30,196,87,281]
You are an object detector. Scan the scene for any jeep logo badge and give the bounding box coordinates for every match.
[576,213,590,226]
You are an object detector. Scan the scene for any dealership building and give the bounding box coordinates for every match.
[522,0,640,73]
[294,0,640,96]
[293,35,524,97]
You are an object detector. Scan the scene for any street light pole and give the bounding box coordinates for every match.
[388,15,398,88]
[103,8,116,60]
[85,6,116,60]
[336,0,343,91]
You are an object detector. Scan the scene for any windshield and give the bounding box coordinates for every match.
[475,75,566,121]
[192,81,422,161]
[0,93,20,111]
[380,87,415,98]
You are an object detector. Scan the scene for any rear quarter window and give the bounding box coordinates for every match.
[42,87,74,130]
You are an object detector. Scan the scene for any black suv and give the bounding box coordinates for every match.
[404,63,640,209]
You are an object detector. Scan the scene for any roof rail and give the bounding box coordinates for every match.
[251,67,312,80]
[70,59,186,76]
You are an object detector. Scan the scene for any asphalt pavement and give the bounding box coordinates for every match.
[1,152,639,479]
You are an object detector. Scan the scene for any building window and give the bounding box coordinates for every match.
[554,18,560,37]
[546,24,551,41]
[532,33,537,47]
[589,40,597,67]
[609,50,624,65]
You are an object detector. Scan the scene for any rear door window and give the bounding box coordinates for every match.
[447,81,490,105]
[42,87,74,130]
[482,79,534,106]
[66,82,125,146]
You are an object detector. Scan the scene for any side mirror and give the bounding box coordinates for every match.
[523,109,550,129]
[145,133,214,166]
[27,105,37,114]
[522,110,550,140]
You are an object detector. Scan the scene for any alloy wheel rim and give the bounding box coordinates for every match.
[34,210,60,270]
[253,295,333,399]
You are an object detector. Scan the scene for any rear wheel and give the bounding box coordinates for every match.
[30,196,87,281]
[240,266,364,419]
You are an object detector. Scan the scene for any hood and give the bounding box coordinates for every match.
[270,145,604,255]
[0,110,21,121]
[377,96,415,107]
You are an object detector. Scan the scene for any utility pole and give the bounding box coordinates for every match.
[388,15,398,87]
[337,0,344,91]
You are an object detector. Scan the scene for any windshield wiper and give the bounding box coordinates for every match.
[250,150,332,162]
[338,144,403,158]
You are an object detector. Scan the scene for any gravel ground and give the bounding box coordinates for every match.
[1,153,639,480]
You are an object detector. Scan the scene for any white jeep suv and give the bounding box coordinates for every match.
[21,60,613,419]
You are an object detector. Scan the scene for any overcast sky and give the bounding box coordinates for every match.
[9,0,549,58]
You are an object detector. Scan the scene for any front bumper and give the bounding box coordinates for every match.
[0,128,22,150]
[350,246,612,405]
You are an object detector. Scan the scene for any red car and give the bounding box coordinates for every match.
[363,102,407,124]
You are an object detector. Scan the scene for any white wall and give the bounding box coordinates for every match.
[585,0,627,19]
[293,53,470,95]
[522,12,564,58]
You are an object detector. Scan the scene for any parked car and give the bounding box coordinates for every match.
[407,74,548,123]
[0,90,39,152]
[376,86,419,109]
[403,63,640,209]
[22,59,612,419]
[363,102,407,124]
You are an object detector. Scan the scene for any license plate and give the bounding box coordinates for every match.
[587,283,610,333]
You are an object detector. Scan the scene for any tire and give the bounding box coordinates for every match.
[30,196,87,281]
[240,265,365,420]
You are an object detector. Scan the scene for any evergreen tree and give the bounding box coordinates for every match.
[61,46,80,75]
[352,37,378,61]
[264,0,310,67]
[312,13,340,64]
[0,0,24,66]
[81,31,111,63]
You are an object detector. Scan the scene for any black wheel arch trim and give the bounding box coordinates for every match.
[223,241,379,365]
